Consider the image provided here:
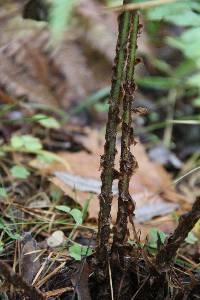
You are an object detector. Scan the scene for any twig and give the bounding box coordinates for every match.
[0,260,46,300]
[112,11,139,247]
[129,217,150,267]
[71,261,91,300]
[36,262,66,288]
[131,275,150,300]
[155,196,200,271]
[109,0,179,12]
[96,1,133,279]
[173,166,200,185]
[108,259,114,300]
[45,287,73,298]
[32,252,53,286]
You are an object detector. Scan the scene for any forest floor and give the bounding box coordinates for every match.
[0,1,199,299]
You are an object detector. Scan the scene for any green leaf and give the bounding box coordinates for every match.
[0,218,5,230]
[0,218,20,240]
[11,134,42,152]
[149,112,159,122]
[174,60,196,78]
[193,97,200,107]
[50,189,62,202]
[185,232,198,245]
[82,196,92,221]
[167,28,200,60]
[5,229,20,240]
[56,205,71,214]
[72,86,110,115]
[22,135,42,151]
[11,135,24,149]
[187,73,200,88]
[148,228,167,249]
[166,11,200,27]
[11,165,30,179]
[0,150,5,157]
[70,208,83,225]
[34,114,60,129]
[0,187,8,198]
[128,239,137,246]
[68,244,93,261]
[147,1,200,23]
[147,2,186,20]
[49,0,76,41]
[95,102,109,113]
[0,240,4,252]
[175,258,192,269]
[137,76,179,89]
[37,153,55,164]
[55,206,83,224]
[151,58,172,75]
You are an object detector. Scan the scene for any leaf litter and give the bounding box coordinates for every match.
[0,0,199,299]
[50,128,185,224]
[0,120,197,299]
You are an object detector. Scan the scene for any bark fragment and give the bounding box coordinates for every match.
[155,196,200,271]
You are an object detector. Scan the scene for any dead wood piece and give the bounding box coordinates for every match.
[20,232,41,285]
[0,260,46,300]
[155,196,200,271]
[71,261,91,300]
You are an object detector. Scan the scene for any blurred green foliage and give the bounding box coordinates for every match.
[145,0,200,92]
[49,0,76,41]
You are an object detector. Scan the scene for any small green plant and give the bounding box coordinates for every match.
[56,204,94,260]
[131,0,200,148]
[0,187,8,199]
[148,228,167,250]
[10,165,30,179]
[147,0,200,92]
[185,231,198,244]
[1,134,69,169]
[0,218,20,241]
[68,244,93,261]
[0,240,4,252]
[11,134,42,151]
[32,114,60,129]
[147,227,198,252]
[56,205,83,225]
[49,0,76,41]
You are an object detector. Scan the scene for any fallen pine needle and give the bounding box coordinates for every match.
[46,287,73,298]
[36,261,66,288]
[108,259,114,300]
[0,260,46,300]
[32,252,53,286]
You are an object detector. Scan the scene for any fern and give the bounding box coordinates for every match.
[147,0,200,90]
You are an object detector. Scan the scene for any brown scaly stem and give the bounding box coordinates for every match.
[155,196,200,271]
[112,12,139,250]
[96,2,133,280]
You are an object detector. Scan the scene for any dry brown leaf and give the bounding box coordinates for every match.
[0,0,153,111]
[0,1,110,108]
[46,129,185,222]
[20,232,41,285]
